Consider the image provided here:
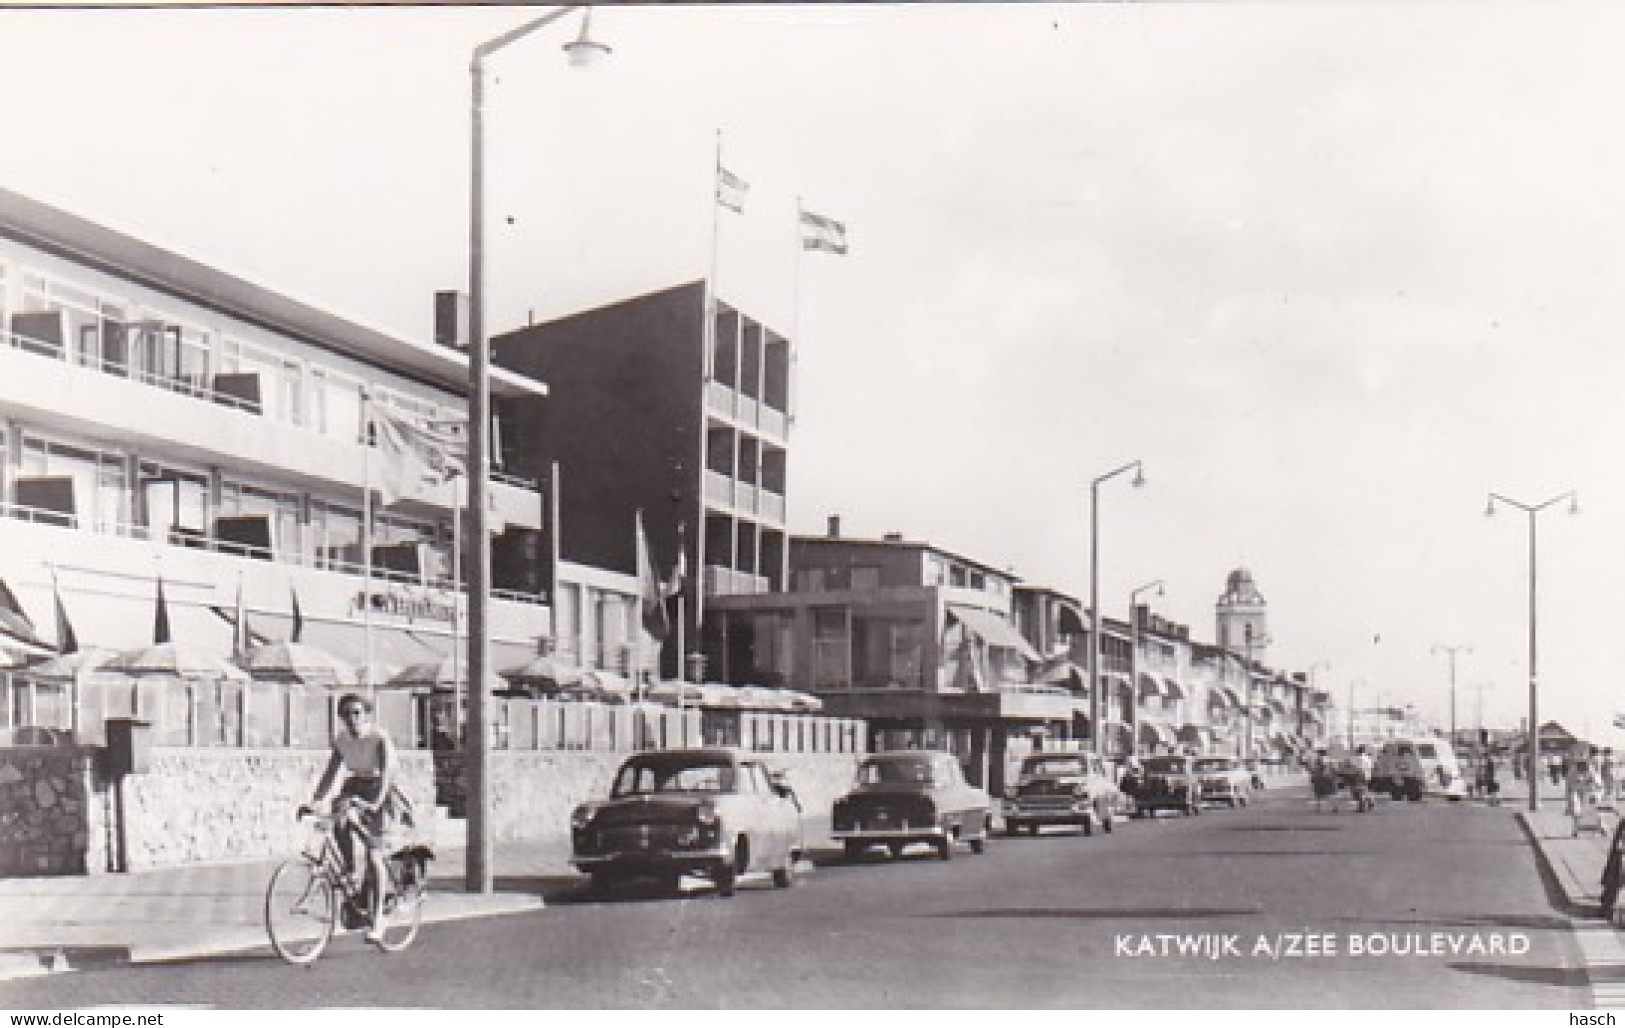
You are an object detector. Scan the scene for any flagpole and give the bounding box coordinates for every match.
[451,474,464,738]
[694,129,726,673]
[361,391,376,702]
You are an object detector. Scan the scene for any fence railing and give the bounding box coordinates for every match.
[1,673,865,755]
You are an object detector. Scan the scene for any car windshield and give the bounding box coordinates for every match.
[1418,744,1437,759]
[1193,759,1232,773]
[1145,757,1188,774]
[1024,758,1086,777]
[858,756,937,787]
[611,756,736,797]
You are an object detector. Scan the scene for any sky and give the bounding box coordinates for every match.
[0,1,1621,742]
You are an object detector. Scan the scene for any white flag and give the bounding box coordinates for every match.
[800,208,848,254]
[717,165,749,214]
[371,405,467,506]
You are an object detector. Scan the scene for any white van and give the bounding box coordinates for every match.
[1375,737,1466,801]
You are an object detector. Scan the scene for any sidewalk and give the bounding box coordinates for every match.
[0,833,571,981]
[0,815,836,982]
[1519,800,1619,917]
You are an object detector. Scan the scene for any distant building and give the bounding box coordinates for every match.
[702,524,1072,792]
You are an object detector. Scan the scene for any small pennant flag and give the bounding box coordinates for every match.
[717,165,749,214]
[153,577,172,645]
[290,586,305,644]
[53,584,78,656]
[636,510,669,641]
[800,208,848,255]
[663,522,687,600]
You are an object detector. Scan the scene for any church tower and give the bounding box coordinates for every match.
[1216,567,1269,662]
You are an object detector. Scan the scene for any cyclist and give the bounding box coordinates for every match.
[302,692,397,945]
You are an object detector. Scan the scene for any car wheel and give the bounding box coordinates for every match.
[969,834,986,855]
[1101,804,1114,834]
[716,837,747,897]
[887,841,907,858]
[937,829,955,861]
[843,839,867,862]
[1004,823,1022,838]
[1082,817,1094,837]
[771,862,794,889]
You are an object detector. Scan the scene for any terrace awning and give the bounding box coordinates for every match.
[1140,721,1177,748]
[1162,678,1187,700]
[947,606,1042,662]
[1136,672,1164,699]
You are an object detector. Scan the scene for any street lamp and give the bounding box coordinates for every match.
[466,4,610,894]
[1088,459,1145,756]
[1346,679,1365,750]
[1484,489,1579,813]
[1127,579,1164,757]
[1241,622,1270,762]
[1431,643,1472,746]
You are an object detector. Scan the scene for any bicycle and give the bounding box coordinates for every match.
[265,796,432,965]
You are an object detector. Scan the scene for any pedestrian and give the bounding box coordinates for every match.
[1311,752,1337,813]
[1478,753,1500,807]
[1603,749,1617,804]
[1350,745,1375,813]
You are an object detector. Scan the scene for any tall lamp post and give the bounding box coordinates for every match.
[1431,642,1472,746]
[1088,460,1145,756]
[1484,489,1579,813]
[466,4,610,893]
[1346,679,1364,751]
[1126,579,1164,758]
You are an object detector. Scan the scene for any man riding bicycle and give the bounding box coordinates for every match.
[302,692,397,945]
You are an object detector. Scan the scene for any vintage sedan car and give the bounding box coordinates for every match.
[570,747,804,896]
[1003,751,1121,836]
[831,750,992,860]
[1122,754,1202,817]
[1193,756,1252,807]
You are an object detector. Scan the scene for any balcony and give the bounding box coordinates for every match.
[704,564,770,597]
[701,470,786,526]
[705,379,788,443]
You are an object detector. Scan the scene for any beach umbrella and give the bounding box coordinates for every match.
[647,680,705,707]
[108,642,247,681]
[23,647,120,680]
[500,654,584,690]
[734,685,789,710]
[243,641,358,688]
[782,689,824,713]
[387,658,503,693]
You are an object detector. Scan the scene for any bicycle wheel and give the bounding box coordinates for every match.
[374,858,424,952]
[265,858,336,965]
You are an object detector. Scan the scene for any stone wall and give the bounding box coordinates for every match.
[1,745,862,875]
[0,747,99,876]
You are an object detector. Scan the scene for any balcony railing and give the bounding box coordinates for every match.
[704,379,789,442]
[0,500,547,603]
[703,564,770,596]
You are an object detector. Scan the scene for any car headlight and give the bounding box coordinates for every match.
[1072,785,1090,800]
[696,802,720,826]
[570,804,598,831]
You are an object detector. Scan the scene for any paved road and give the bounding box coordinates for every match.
[1,787,1588,1008]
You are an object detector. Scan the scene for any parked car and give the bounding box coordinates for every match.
[570,747,805,896]
[1193,756,1252,807]
[832,750,993,860]
[1123,754,1202,817]
[1003,750,1121,836]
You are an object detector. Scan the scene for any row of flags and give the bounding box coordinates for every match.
[0,571,298,663]
[714,161,849,257]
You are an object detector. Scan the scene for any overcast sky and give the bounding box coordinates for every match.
[1,1,1621,741]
